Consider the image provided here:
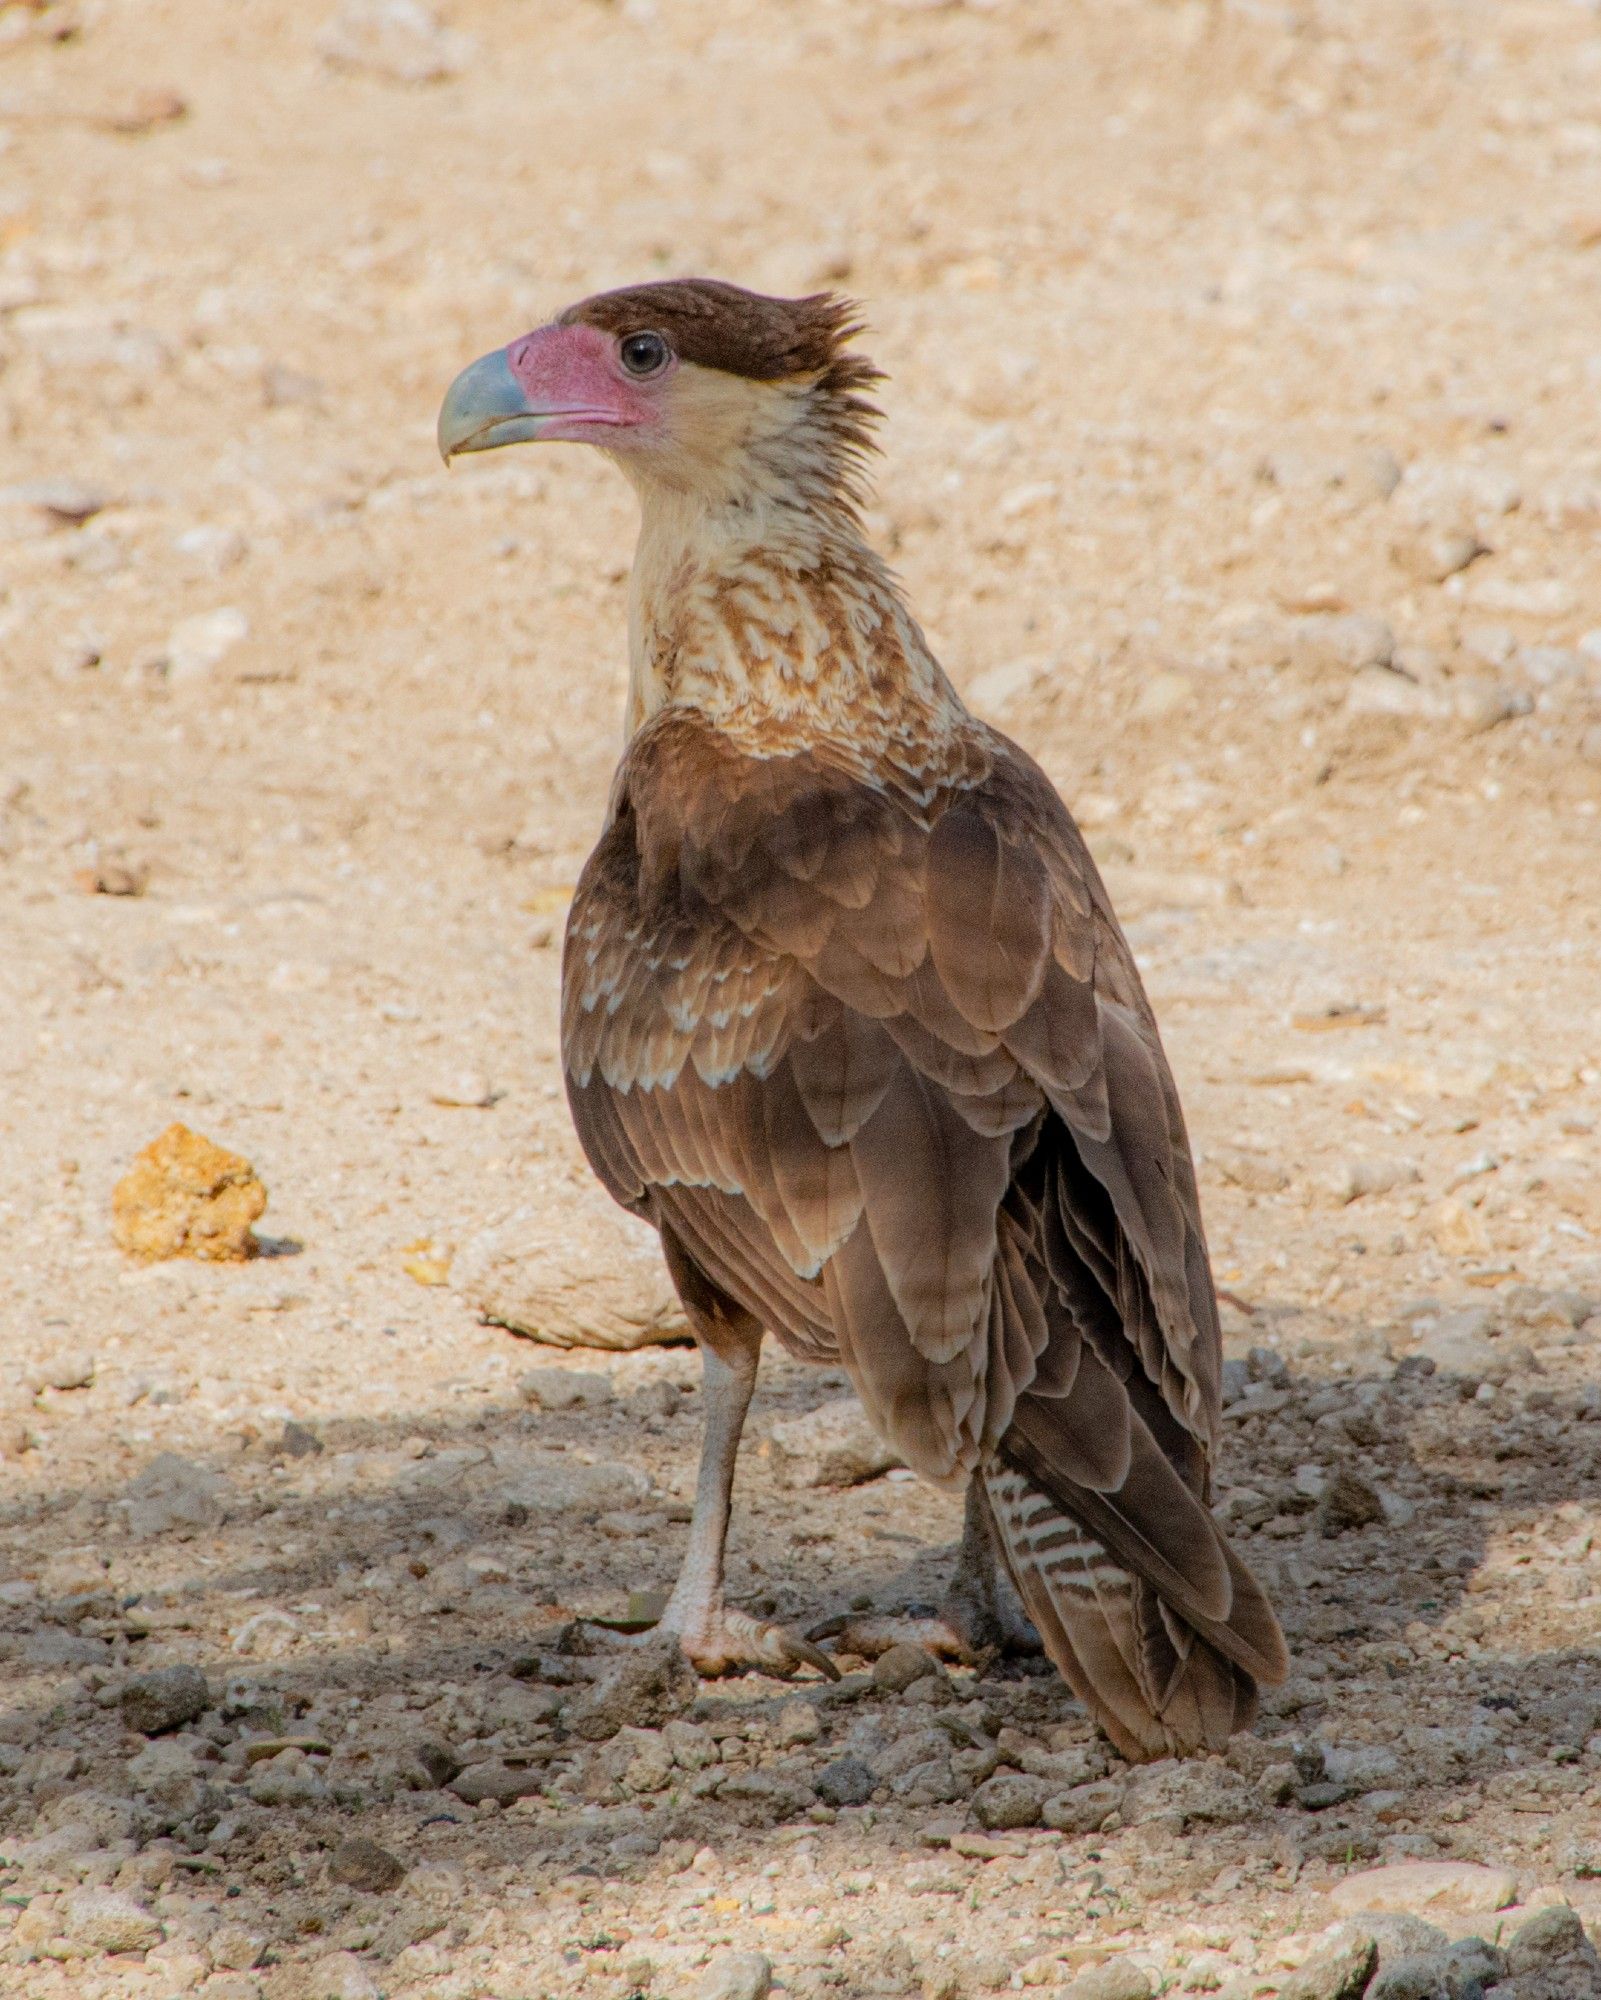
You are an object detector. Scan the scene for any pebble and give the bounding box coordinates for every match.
[329,1834,407,1892]
[775,1700,822,1746]
[970,1771,1046,1830]
[317,0,475,83]
[305,1949,383,2000]
[1042,1778,1124,1834]
[165,605,249,682]
[120,1663,209,1735]
[873,1643,944,1694]
[1124,1760,1254,1828]
[517,1366,614,1410]
[61,1887,164,1954]
[1327,1157,1420,1205]
[280,1418,323,1458]
[1277,1932,1377,2000]
[1506,1904,1589,1975]
[428,1067,496,1107]
[693,1950,773,2000]
[449,1759,547,1805]
[1059,1956,1153,2000]
[1317,1469,1387,1537]
[1392,528,1487,584]
[564,1636,698,1741]
[814,1754,876,1808]
[769,1395,901,1487]
[1290,612,1395,676]
[1327,1861,1517,1919]
[208,1922,267,1970]
[1452,679,1531,735]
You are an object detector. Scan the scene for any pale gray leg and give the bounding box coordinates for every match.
[645,1249,837,1680]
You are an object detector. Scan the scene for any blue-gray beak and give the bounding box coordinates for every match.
[437,347,547,463]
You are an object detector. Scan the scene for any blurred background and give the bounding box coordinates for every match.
[2,0,1601,1993]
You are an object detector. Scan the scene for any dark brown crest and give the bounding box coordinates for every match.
[560,278,881,401]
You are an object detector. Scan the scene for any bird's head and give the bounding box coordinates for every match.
[438,278,881,517]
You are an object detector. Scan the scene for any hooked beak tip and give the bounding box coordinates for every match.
[437,345,546,465]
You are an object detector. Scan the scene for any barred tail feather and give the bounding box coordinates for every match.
[982,1465,1260,1762]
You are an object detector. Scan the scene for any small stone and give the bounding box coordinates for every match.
[34,1352,96,1392]
[279,1419,323,1458]
[602,1725,675,1794]
[1506,1904,1588,1976]
[1125,1761,1255,1828]
[815,1754,876,1808]
[1299,1780,1356,1812]
[1042,1778,1124,1834]
[1133,671,1194,719]
[565,1636,698,1741]
[61,1887,164,1955]
[769,1396,901,1487]
[1453,679,1531,734]
[663,1719,717,1769]
[1327,1157,1421,1205]
[718,1768,814,1824]
[123,1452,229,1539]
[1059,1955,1153,2000]
[120,1663,209,1735]
[208,1922,267,1970]
[1291,612,1396,677]
[873,1643,943,1694]
[428,1068,495,1108]
[971,1771,1046,1830]
[775,1700,822,1747]
[1277,1933,1377,2000]
[112,1123,266,1263]
[1208,1144,1291,1194]
[316,0,475,82]
[166,606,249,681]
[449,1759,546,1805]
[693,1950,773,2000]
[329,1835,406,1892]
[73,841,151,891]
[516,1367,614,1411]
[1327,1861,1517,1919]
[1317,1469,1387,1537]
[1392,529,1487,584]
[411,1739,461,1788]
[453,1195,686,1349]
[305,1949,382,2000]
[1322,1745,1401,1789]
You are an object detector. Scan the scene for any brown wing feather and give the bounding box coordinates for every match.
[562,707,1284,1754]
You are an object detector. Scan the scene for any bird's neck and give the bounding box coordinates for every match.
[621,480,967,770]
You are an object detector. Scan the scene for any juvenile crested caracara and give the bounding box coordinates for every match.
[438,281,1287,1760]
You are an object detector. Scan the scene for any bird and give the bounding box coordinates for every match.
[438,279,1288,1760]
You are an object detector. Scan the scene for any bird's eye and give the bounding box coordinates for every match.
[619,331,671,378]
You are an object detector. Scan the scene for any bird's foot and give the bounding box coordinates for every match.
[807,1596,1043,1667]
[649,1604,841,1682]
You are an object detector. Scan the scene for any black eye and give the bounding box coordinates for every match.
[619,331,671,377]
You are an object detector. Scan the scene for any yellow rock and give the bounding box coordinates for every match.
[402,1239,453,1287]
[112,1123,266,1263]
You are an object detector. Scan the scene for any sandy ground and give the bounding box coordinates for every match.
[3,0,1601,1995]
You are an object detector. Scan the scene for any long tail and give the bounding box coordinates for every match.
[982,1461,1283,1762]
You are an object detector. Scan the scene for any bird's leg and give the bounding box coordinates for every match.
[649,1317,837,1681]
[808,1475,1042,1664]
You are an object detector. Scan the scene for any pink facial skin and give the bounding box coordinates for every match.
[504,321,675,446]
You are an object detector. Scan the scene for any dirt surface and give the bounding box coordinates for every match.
[4,0,1601,1996]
